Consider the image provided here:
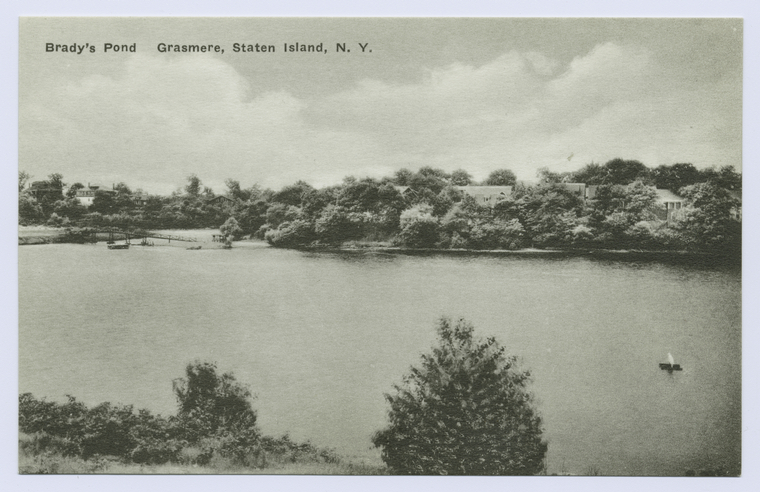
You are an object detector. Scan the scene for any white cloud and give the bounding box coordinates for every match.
[19,41,741,194]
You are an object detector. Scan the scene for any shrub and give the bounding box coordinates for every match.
[265,220,315,248]
[172,361,260,444]
[397,205,440,248]
[80,402,138,459]
[219,216,244,240]
[314,205,365,244]
[468,219,525,250]
[372,317,547,475]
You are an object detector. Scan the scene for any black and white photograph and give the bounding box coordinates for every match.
[13,12,747,484]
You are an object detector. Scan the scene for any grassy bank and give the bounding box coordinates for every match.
[19,434,387,475]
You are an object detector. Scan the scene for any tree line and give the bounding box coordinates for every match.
[19,159,741,253]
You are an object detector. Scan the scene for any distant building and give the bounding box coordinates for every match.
[654,189,685,223]
[28,181,63,201]
[560,183,587,198]
[516,181,588,198]
[74,184,111,206]
[455,186,513,207]
[585,185,598,200]
[207,195,237,208]
[392,186,418,199]
[728,191,742,220]
[131,191,149,207]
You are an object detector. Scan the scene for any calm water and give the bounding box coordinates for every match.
[19,236,741,475]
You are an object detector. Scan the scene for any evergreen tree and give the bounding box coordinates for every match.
[373,318,547,475]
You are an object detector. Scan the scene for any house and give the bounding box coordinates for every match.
[585,185,598,200]
[392,186,418,199]
[729,191,742,220]
[654,189,685,223]
[560,183,587,198]
[207,195,237,208]
[74,184,113,206]
[516,181,588,199]
[28,181,63,201]
[131,191,149,207]
[455,186,513,207]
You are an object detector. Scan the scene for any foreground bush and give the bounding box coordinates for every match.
[372,317,547,475]
[19,361,341,472]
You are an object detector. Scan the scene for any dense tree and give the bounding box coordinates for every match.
[571,162,605,184]
[265,202,301,229]
[47,173,65,191]
[483,169,517,186]
[397,204,439,248]
[220,216,243,240]
[373,317,547,475]
[19,195,43,224]
[601,158,650,185]
[701,165,742,192]
[271,181,313,207]
[17,164,741,254]
[234,199,269,235]
[672,182,741,252]
[393,168,415,186]
[651,163,701,192]
[516,184,584,247]
[19,171,31,193]
[265,219,315,248]
[314,205,365,243]
[90,190,118,215]
[450,169,473,186]
[185,174,202,197]
[172,361,259,442]
[53,197,88,221]
[408,167,450,195]
[225,179,243,200]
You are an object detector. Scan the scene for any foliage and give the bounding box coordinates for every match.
[172,361,259,443]
[397,205,439,248]
[484,169,517,186]
[265,219,315,248]
[671,182,741,252]
[17,164,741,254]
[19,360,351,473]
[220,216,244,240]
[185,174,202,196]
[19,170,31,192]
[573,159,649,185]
[651,163,702,192]
[450,169,473,186]
[372,317,547,475]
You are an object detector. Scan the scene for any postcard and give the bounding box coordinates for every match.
[17,16,742,481]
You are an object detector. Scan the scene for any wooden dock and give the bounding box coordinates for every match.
[91,227,199,243]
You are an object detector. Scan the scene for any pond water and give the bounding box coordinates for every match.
[18,236,741,475]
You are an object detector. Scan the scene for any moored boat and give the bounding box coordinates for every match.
[660,352,683,371]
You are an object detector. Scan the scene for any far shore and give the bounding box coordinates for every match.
[18,226,739,266]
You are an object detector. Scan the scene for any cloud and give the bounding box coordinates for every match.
[19,42,741,194]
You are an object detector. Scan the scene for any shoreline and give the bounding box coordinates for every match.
[18,227,740,266]
[296,244,739,261]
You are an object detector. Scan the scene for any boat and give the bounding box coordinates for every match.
[108,243,130,250]
[659,352,683,372]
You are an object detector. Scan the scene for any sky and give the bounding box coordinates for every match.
[19,18,742,195]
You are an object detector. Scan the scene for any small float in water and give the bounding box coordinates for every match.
[659,352,683,372]
[186,245,202,250]
[108,243,129,250]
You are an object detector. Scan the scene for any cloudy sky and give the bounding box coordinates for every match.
[19,18,742,195]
